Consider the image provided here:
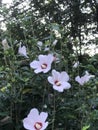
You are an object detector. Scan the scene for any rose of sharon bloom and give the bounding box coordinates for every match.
[37,41,43,51]
[73,61,79,68]
[37,41,43,47]
[23,108,48,130]
[18,43,28,58]
[30,54,54,74]
[48,70,71,92]
[75,71,95,85]
[53,39,58,46]
[2,39,10,50]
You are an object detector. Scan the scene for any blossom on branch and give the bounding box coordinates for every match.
[37,41,43,51]
[23,108,48,130]
[75,71,95,85]
[73,61,79,68]
[53,39,58,46]
[48,69,71,92]
[30,54,54,73]
[18,43,28,58]
[2,39,10,50]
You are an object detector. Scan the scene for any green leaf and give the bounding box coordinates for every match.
[82,125,90,130]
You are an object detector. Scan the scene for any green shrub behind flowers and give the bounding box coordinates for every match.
[0,10,98,130]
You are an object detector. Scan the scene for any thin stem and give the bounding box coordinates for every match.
[52,91,56,130]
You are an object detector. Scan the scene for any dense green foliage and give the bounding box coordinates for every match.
[0,0,98,130]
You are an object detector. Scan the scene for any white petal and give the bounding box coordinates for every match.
[84,73,94,81]
[43,65,51,73]
[34,68,42,74]
[89,75,95,78]
[21,46,26,54]
[40,112,48,122]
[2,39,10,50]
[48,76,54,84]
[53,85,64,92]
[47,54,54,63]
[82,75,90,83]
[52,70,60,81]
[23,118,34,130]
[60,71,69,81]
[38,55,46,62]
[41,122,48,130]
[62,82,71,89]
[38,54,53,71]
[37,41,43,47]
[18,45,28,57]
[2,39,7,45]
[84,72,95,82]
[73,61,79,68]
[85,71,89,76]
[28,108,39,121]
[75,76,82,85]
[44,47,50,51]
[53,39,58,46]
[30,61,40,69]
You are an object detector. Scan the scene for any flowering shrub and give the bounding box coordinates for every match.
[0,1,98,130]
[0,32,97,130]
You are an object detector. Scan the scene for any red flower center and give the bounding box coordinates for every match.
[55,80,61,86]
[34,122,43,130]
[41,63,47,69]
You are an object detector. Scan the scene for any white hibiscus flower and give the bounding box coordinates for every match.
[75,71,95,85]
[23,108,48,130]
[73,61,79,68]
[18,43,28,58]
[48,69,71,92]
[52,39,58,46]
[2,39,10,50]
[37,41,43,51]
[30,54,54,74]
